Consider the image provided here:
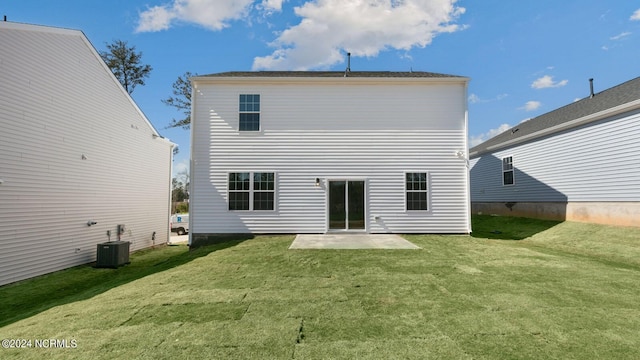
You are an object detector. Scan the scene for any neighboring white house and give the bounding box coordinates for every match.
[469,77,640,227]
[189,71,470,245]
[0,21,174,285]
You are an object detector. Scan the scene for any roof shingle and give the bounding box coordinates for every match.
[470,77,640,157]
[200,71,465,78]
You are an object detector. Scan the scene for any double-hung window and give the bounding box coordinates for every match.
[239,94,260,131]
[502,156,514,186]
[228,172,275,211]
[252,173,275,210]
[406,172,428,211]
[228,173,251,210]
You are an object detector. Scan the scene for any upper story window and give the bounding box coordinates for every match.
[406,172,429,211]
[239,94,260,131]
[502,156,514,186]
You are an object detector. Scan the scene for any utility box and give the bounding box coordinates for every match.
[95,241,130,268]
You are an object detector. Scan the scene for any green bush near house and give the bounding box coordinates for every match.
[1,216,639,359]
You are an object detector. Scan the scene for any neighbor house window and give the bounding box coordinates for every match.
[239,94,260,131]
[228,172,275,211]
[406,172,428,211]
[502,156,514,185]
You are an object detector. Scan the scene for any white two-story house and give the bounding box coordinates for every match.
[189,71,470,245]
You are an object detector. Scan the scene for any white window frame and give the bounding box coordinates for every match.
[502,156,515,186]
[228,172,276,211]
[238,94,261,132]
[404,171,430,212]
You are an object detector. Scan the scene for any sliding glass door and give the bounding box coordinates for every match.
[328,180,365,231]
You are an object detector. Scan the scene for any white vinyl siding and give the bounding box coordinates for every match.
[0,23,173,286]
[470,109,640,202]
[191,78,470,234]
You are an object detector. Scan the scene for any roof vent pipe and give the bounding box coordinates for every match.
[3,15,7,21]
[344,52,351,77]
[589,78,594,98]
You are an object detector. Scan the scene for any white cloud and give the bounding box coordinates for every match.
[252,0,466,70]
[610,31,631,40]
[631,9,640,21]
[468,93,508,104]
[469,123,511,147]
[531,75,568,89]
[531,66,555,77]
[136,5,174,32]
[260,0,285,12]
[520,101,541,111]
[172,158,190,178]
[136,0,255,32]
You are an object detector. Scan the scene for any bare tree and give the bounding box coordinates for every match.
[171,169,190,213]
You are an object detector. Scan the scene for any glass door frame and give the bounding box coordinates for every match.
[326,178,368,233]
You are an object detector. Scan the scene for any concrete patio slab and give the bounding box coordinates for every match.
[289,233,420,249]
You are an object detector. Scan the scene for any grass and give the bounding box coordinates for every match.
[1,216,639,359]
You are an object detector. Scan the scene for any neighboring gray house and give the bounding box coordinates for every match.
[0,21,174,285]
[189,71,470,245]
[469,77,640,227]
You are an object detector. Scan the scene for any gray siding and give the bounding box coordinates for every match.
[191,79,470,234]
[0,22,173,285]
[470,109,640,203]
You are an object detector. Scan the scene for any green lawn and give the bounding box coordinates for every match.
[1,216,640,359]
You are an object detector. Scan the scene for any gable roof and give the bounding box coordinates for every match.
[469,77,640,158]
[0,20,169,142]
[200,71,465,78]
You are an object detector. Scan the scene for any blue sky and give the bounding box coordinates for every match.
[3,1,640,177]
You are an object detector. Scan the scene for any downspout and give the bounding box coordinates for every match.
[168,143,175,245]
[187,79,196,247]
[464,79,472,234]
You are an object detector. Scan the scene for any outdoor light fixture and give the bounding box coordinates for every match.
[315,178,320,187]
[456,150,470,168]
